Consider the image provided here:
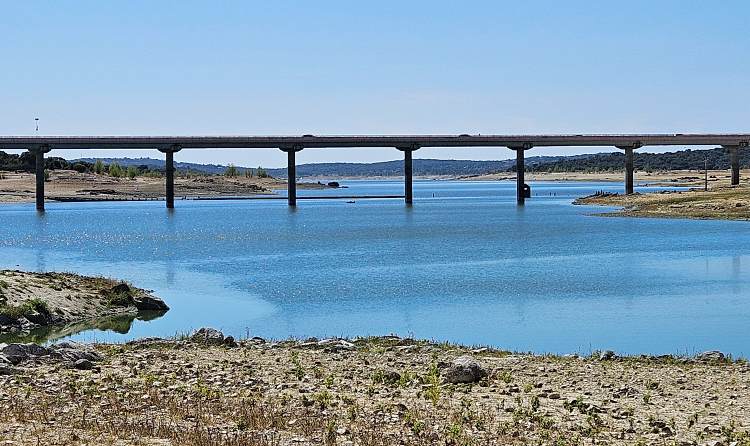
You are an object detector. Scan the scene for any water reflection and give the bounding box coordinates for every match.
[0,311,168,344]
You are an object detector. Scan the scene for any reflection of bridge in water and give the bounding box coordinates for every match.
[1,134,748,211]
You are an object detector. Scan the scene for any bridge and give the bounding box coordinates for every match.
[1,134,748,211]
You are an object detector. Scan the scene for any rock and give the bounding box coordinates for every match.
[0,314,18,325]
[190,327,235,346]
[0,343,49,365]
[50,342,102,363]
[132,293,169,311]
[696,351,725,362]
[599,350,617,360]
[73,358,94,370]
[23,309,50,325]
[0,365,20,375]
[318,338,355,351]
[443,356,488,384]
[110,283,131,295]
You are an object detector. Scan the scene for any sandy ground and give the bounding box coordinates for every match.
[575,185,750,220]
[0,171,327,203]
[0,270,167,341]
[0,335,748,445]
[460,169,750,188]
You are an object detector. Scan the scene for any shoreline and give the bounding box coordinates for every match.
[1,332,747,445]
[0,270,168,342]
[574,186,750,221]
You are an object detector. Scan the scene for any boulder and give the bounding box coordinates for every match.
[190,327,235,346]
[132,293,169,311]
[73,358,94,370]
[110,283,131,295]
[1,343,50,365]
[696,351,726,362]
[599,350,617,361]
[443,356,488,384]
[49,342,102,363]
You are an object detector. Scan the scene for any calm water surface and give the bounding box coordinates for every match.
[1,180,748,356]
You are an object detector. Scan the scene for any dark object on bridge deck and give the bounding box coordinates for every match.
[523,184,531,199]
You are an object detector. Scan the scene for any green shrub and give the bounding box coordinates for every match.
[94,159,105,174]
[108,162,123,178]
[126,166,138,180]
[225,164,239,177]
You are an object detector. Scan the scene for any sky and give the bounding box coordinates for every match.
[1,1,749,168]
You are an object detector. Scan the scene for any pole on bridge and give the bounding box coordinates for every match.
[159,145,181,209]
[282,145,303,206]
[397,145,419,205]
[725,145,741,186]
[30,145,51,211]
[512,144,531,205]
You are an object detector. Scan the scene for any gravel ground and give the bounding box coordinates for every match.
[0,334,748,445]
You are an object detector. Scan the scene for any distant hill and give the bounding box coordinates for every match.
[265,156,589,178]
[527,147,749,173]
[2,147,744,176]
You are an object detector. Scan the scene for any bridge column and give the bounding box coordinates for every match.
[158,145,181,209]
[617,143,640,195]
[511,144,531,205]
[725,145,740,186]
[281,145,303,206]
[30,145,51,211]
[397,144,419,205]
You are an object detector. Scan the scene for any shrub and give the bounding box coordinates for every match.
[108,162,123,178]
[225,164,239,177]
[126,166,138,180]
[94,159,105,174]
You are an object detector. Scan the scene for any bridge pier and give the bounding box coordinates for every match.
[397,145,419,205]
[617,143,640,195]
[281,145,303,206]
[30,145,51,211]
[511,144,531,205]
[624,148,634,195]
[725,145,740,186]
[158,145,181,209]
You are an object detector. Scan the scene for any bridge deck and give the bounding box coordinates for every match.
[1,134,749,150]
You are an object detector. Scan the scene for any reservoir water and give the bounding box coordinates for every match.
[1,180,749,356]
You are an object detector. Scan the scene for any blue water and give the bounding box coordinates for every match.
[1,180,749,356]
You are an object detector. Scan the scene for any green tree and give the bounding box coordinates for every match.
[108,162,123,178]
[94,159,105,174]
[225,164,239,177]
[126,166,138,179]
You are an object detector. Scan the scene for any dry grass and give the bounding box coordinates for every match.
[2,338,750,445]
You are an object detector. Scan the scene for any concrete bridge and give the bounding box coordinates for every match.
[1,134,748,211]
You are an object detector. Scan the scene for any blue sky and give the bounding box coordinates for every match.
[1,1,748,167]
